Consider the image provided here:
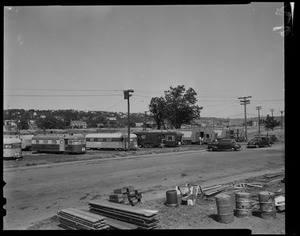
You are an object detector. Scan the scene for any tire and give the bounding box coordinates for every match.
[231,147,235,151]
[255,144,260,148]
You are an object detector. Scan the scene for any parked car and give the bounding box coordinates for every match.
[207,139,241,151]
[247,136,273,148]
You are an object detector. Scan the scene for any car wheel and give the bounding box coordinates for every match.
[255,144,259,148]
[231,147,235,151]
[268,143,272,147]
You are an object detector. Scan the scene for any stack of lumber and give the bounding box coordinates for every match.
[57,208,109,230]
[109,186,142,206]
[88,200,159,229]
[202,184,233,197]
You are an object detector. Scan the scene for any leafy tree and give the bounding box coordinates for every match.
[264,115,280,131]
[36,115,66,129]
[149,97,166,129]
[149,85,202,129]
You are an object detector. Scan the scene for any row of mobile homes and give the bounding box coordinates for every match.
[134,131,183,148]
[179,128,217,144]
[31,134,86,154]
[85,133,137,150]
[214,128,245,142]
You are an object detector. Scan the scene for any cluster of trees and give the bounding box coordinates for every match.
[4,85,203,131]
[261,115,281,131]
[243,115,281,130]
[4,109,146,130]
[149,85,202,129]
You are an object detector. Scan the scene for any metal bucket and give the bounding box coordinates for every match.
[258,191,276,219]
[165,190,179,207]
[215,193,234,224]
[235,192,253,217]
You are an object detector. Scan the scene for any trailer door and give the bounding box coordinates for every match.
[59,139,65,151]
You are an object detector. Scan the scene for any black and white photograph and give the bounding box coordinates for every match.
[4,3,288,232]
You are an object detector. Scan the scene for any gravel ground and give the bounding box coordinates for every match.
[3,145,208,168]
[25,173,285,233]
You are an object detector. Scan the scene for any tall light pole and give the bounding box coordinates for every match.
[144,111,147,131]
[280,110,284,129]
[123,89,134,151]
[238,96,252,141]
[270,109,274,117]
[256,106,262,135]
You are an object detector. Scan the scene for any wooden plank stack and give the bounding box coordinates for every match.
[109,186,142,206]
[88,200,159,229]
[57,208,109,230]
[202,184,234,198]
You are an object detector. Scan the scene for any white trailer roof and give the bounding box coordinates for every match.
[85,133,137,138]
[180,131,192,137]
[4,137,22,143]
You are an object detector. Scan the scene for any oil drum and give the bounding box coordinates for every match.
[235,192,253,217]
[165,190,179,207]
[258,191,276,219]
[215,193,234,224]
[223,188,236,210]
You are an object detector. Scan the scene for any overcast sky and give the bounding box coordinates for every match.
[4,3,284,118]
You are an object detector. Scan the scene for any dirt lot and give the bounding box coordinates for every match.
[3,145,207,168]
[25,173,285,233]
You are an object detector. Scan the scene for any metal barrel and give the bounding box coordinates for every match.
[258,191,276,219]
[165,190,179,207]
[223,188,236,210]
[235,192,253,217]
[215,193,234,224]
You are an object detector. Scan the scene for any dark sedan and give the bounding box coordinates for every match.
[207,139,241,151]
[247,136,273,148]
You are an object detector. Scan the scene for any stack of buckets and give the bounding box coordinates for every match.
[215,190,276,224]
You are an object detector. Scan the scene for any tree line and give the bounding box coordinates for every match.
[4,85,202,130]
[3,109,146,130]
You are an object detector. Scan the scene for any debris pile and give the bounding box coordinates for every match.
[88,200,159,229]
[200,172,285,198]
[175,184,200,205]
[109,186,142,206]
[57,208,109,230]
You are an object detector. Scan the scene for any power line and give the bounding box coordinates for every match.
[205,104,237,116]
[4,94,122,97]
[105,100,125,111]
[4,88,123,92]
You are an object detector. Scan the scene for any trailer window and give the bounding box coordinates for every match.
[13,143,22,148]
[166,135,175,141]
[141,135,146,140]
[206,134,210,138]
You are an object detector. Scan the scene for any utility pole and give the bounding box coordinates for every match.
[270,109,274,118]
[123,89,134,151]
[238,96,252,141]
[280,110,284,129]
[256,106,262,135]
[144,111,147,131]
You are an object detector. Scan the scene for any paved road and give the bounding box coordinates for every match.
[3,143,284,230]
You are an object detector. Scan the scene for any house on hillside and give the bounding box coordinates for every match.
[70,120,87,129]
[105,117,118,128]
